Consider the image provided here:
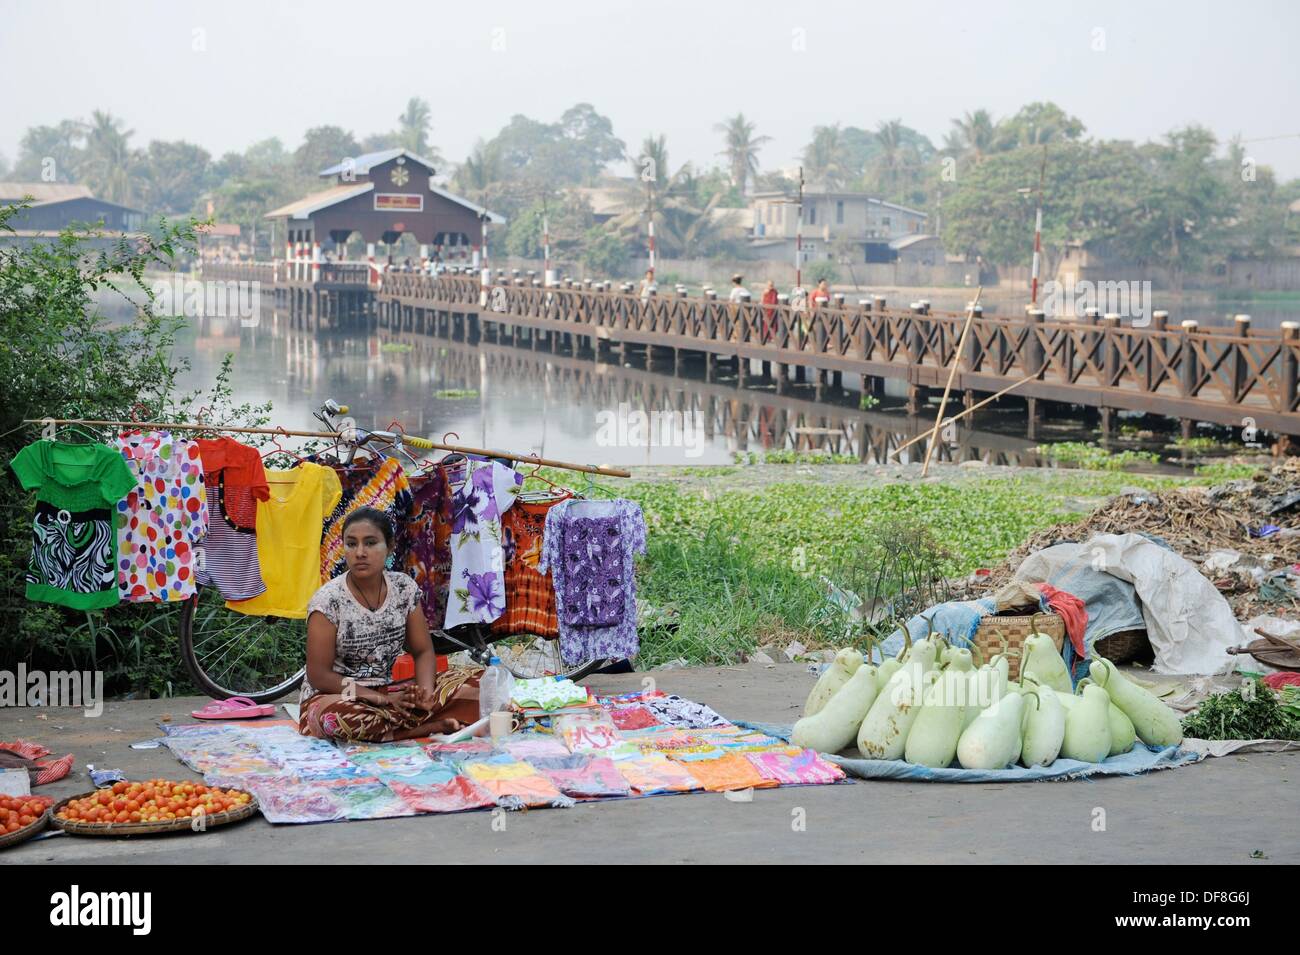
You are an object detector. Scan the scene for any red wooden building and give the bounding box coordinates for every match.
[266,148,505,276]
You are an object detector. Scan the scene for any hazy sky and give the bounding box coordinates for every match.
[3,0,1298,179]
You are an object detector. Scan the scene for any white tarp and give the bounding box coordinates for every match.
[1016,533,1247,676]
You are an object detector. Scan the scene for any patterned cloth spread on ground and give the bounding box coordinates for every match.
[734,720,1203,783]
[158,693,847,823]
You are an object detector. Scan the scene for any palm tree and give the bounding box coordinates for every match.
[873,119,908,194]
[453,140,503,198]
[397,97,443,164]
[945,109,997,164]
[714,113,771,195]
[81,110,136,205]
[802,124,851,190]
[606,137,733,258]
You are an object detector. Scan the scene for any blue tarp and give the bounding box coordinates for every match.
[735,720,1203,783]
[876,597,996,661]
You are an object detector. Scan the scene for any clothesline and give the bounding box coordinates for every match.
[23,418,632,479]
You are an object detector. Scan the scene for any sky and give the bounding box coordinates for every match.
[3,0,1299,179]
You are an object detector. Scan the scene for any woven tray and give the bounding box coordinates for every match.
[50,789,259,837]
[0,808,51,850]
[972,612,1065,681]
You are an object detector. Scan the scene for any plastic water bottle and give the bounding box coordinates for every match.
[478,656,515,720]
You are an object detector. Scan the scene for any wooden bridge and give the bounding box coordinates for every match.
[203,262,1300,440]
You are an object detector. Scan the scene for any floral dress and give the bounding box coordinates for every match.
[443,460,523,628]
[114,430,208,602]
[539,499,646,663]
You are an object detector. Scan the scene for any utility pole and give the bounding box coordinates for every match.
[541,194,551,286]
[647,185,656,280]
[795,165,804,289]
[1030,146,1046,306]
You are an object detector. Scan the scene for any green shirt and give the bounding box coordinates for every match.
[10,440,137,609]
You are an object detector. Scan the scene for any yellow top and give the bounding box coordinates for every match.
[226,463,342,619]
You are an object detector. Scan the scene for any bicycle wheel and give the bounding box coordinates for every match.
[179,587,306,703]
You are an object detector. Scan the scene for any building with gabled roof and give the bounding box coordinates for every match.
[265,148,504,264]
[0,181,144,245]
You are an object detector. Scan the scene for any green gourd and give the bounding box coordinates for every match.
[1020,631,1072,694]
[857,653,938,760]
[1020,683,1065,768]
[803,648,863,718]
[904,666,968,768]
[1089,659,1183,748]
[791,664,880,754]
[1061,683,1112,763]
[956,692,1025,770]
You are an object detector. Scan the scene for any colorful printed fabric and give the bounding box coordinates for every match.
[320,458,413,581]
[490,497,565,639]
[644,694,729,729]
[609,705,661,731]
[195,435,268,529]
[615,754,702,794]
[9,440,137,610]
[746,749,847,786]
[114,430,208,602]
[679,753,779,792]
[444,460,523,628]
[539,499,646,663]
[537,756,632,798]
[403,467,453,630]
[194,477,267,600]
[387,775,496,814]
[510,677,589,712]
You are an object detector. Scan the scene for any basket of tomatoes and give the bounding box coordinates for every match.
[51,779,258,837]
[0,794,55,850]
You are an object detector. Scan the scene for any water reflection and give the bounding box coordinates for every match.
[175,309,1053,467]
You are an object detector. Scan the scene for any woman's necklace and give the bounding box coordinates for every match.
[348,571,386,611]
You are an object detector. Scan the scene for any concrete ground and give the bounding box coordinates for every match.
[3,663,1296,865]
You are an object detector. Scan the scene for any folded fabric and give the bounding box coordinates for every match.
[615,754,701,794]
[510,677,590,711]
[746,749,847,786]
[643,695,728,729]
[387,775,497,813]
[679,753,779,792]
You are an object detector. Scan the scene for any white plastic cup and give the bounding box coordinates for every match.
[489,710,512,742]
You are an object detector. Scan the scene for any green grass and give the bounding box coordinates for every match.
[612,470,1195,666]
[433,388,479,399]
[1193,461,1263,481]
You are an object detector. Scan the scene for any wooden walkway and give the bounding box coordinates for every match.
[202,262,1300,438]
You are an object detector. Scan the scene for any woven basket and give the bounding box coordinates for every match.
[0,808,51,851]
[972,612,1065,681]
[1093,629,1150,665]
[50,790,259,838]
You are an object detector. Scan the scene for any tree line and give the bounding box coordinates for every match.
[4,98,1297,279]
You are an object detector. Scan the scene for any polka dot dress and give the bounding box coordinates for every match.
[114,430,209,602]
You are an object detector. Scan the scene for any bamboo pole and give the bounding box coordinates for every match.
[919,289,981,477]
[888,370,1038,458]
[22,418,632,478]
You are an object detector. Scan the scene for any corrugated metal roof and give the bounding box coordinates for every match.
[0,182,96,204]
[264,182,374,219]
[428,184,506,224]
[890,233,940,250]
[318,148,439,178]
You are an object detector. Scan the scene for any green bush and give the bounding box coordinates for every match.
[0,204,271,697]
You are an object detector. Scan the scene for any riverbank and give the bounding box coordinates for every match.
[580,461,1215,668]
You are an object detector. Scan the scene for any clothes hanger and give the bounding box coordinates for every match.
[262,428,308,478]
[517,460,572,503]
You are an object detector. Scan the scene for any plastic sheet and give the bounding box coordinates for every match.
[502,735,571,760]
[245,777,348,824]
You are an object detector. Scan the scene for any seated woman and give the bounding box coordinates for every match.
[299,506,482,742]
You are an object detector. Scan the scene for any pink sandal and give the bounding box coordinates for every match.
[191,696,276,720]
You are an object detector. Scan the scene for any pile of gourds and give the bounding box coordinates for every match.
[791,627,1183,770]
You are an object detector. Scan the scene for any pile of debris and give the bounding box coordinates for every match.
[982,458,1300,620]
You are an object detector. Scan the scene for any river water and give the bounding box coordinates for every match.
[164,305,1225,471]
